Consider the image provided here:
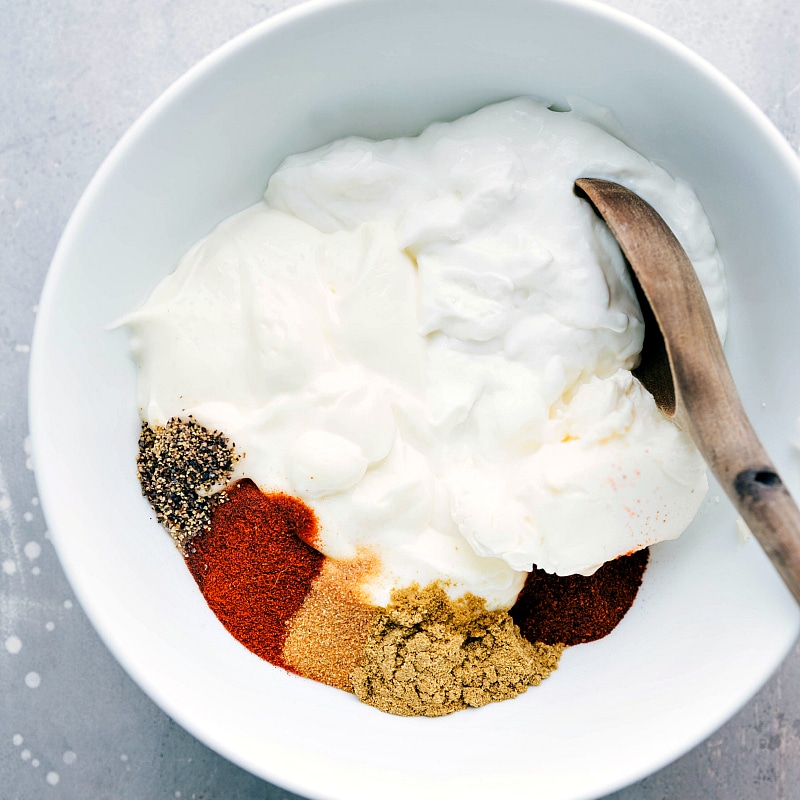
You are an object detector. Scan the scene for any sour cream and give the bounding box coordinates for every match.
[121,98,725,609]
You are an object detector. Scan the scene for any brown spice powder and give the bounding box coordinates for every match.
[283,554,380,691]
[351,583,564,717]
[511,548,649,645]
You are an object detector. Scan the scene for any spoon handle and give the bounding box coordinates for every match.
[575,177,800,605]
[663,245,800,603]
[688,393,800,606]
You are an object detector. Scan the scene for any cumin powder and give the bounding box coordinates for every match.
[351,583,563,717]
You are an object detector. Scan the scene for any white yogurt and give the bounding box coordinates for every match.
[121,98,725,609]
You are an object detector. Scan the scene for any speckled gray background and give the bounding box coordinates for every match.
[2,1,799,798]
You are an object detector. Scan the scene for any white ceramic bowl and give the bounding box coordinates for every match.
[29,0,800,798]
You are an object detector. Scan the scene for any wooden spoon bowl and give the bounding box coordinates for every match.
[575,177,800,604]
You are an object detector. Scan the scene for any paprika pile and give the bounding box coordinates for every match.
[185,479,323,670]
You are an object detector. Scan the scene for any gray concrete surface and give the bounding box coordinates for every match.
[1,1,799,798]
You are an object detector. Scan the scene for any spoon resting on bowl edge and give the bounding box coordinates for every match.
[574,177,800,605]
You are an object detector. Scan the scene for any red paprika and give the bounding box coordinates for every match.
[185,479,323,670]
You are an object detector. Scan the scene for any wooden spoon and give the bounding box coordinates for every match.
[574,177,800,605]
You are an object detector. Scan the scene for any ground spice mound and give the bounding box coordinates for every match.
[351,583,563,717]
[185,479,324,670]
[283,555,379,691]
[511,548,649,646]
[137,417,237,547]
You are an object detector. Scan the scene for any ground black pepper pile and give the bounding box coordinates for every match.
[137,417,237,547]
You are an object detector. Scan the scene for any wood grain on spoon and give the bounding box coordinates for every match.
[574,177,800,605]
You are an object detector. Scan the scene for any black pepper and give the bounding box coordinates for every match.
[136,417,237,548]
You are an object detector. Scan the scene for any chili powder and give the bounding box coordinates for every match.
[510,548,649,646]
[185,479,323,670]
